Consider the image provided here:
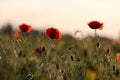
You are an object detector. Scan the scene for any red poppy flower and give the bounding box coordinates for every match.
[118,40,120,45]
[116,53,120,62]
[35,48,41,56]
[14,32,21,38]
[19,24,32,32]
[46,27,62,40]
[88,21,103,30]
[35,46,45,56]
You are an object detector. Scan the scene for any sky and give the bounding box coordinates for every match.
[0,0,120,40]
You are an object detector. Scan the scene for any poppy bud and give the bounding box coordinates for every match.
[26,74,33,80]
[106,48,111,54]
[96,42,101,48]
[70,55,74,61]
[56,64,59,70]
[68,47,72,50]
[113,65,116,71]
[42,47,45,52]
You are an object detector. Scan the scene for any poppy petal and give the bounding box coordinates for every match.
[117,53,120,62]
[14,32,21,38]
[46,27,62,40]
[99,23,103,30]
[27,26,32,32]
[19,24,32,32]
[88,21,103,30]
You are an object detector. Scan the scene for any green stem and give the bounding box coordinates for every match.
[95,29,97,37]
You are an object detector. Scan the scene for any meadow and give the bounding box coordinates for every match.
[0,23,120,80]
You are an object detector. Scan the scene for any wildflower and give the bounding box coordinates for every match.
[85,68,96,80]
[19,24,32,32]
[46,27,62,40]
[14,32,21,38]
[35,47,42,56]
[116,53,120,62]
[88,21,103,30]
[35,46,45,56]
[118,40,120,45]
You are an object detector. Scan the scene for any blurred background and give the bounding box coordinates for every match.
[0,0,120,40]
[1,1,120,80]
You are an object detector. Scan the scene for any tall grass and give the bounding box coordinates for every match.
[0,25,120,80]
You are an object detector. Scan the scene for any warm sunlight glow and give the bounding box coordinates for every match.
[0,0,120,39]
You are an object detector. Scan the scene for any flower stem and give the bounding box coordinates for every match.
[95,29,97,37]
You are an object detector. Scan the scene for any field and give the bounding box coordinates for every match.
[0,24,120,80]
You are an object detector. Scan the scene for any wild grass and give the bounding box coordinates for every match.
[0,25,120,80]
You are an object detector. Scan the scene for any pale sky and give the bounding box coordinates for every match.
[0,0,120,40]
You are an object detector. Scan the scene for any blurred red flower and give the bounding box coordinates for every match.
[35,46,44,56]
[46,27,62,40]
[14,32,21,38]
[88,21,103,30]
[116,53,120,62]
[19,24,32,32]
[118,40,120,45]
